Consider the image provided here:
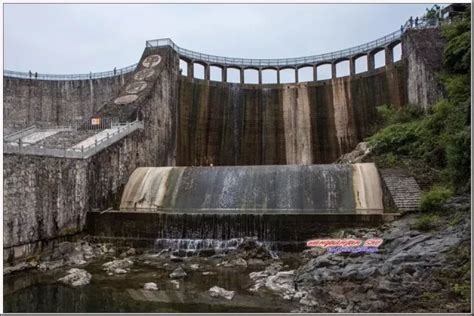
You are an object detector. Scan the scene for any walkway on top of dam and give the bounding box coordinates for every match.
[3,15,442,82]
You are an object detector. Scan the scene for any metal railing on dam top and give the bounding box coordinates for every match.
[146,16,442,68]
[3,15,442,80]
[3,63,138,81]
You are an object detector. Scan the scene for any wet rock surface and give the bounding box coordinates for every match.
[37,241,115,272]
[102,258,134,275]
[169,266,187,279]
[58,268,92,287]
[291,207,471,312]
[209,286,235,300]
[143,282,158,291]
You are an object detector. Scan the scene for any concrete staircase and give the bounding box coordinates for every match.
[380,169,422,212]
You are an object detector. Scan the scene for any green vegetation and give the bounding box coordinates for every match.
[420,186,453,212]
[368,8,471,194]
[412,213,441,231]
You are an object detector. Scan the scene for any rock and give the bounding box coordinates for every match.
[126,248,137,256]
[4,261,38,274]
[120,247,137,258]
[265,270,296,296]
[170,280,180,289]
[189,264,200,271]
[38,260,66,271]
[443,194,470,212]
[219,257,247,267]
[300,296,318,307]
[208,286,235,300]
[102,258,133,274]
[170,254,184,262]
[336,142,371,164]
[58,268,91,287]
[247,258,266,266]
[202,271,216,276]
[143,282,158,291]
[169,266,187,279]
[301,247,326,263]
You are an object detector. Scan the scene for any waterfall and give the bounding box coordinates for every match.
[153,237,279,258]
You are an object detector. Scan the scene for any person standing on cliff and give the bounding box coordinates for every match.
[34,72,37,79]
[409,16,413,27]
[114,67,117,76]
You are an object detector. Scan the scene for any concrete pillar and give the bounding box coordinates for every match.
[313,65,318,81]
[277,69,280,84]
[331,63,337,79]
[385,47,393,65]
[222,66,227,82]
[240,68,244,84]
[204,64,210,80]
[349,58,356,75]
[188,61,194,78]
[295,68,299,83]
[258,69,262,84]
[367,53,375,71]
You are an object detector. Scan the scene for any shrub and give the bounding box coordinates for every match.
[368,121,420,155]
[420,186,453,212]
[412,213,441,231]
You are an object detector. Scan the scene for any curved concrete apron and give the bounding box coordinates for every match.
[120,163,383,214]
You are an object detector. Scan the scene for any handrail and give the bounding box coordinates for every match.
[4,63,138,81]
[4,120,144,159]
[146,17,442,68]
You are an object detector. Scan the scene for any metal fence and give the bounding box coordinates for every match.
[3,63,138,81]
[4,120,144,159]
[146,17,442,68]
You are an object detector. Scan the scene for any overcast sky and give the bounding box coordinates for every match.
[4,3,439,80]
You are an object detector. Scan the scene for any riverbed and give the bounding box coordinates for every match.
[4,244,301,313]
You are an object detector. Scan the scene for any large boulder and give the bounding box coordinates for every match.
[143,282,158,291]
[169,266,187,279]
[102,258,133,274]
[208,286,235,300]
[58,268,91,287]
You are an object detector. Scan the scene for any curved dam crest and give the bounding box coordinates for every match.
[120,163,384,213]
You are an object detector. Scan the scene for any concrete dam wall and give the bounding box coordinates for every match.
[120,164,384,213]
[177,63,406,166]
[3,73,133,132]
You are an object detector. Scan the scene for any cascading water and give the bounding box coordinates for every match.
[153,237,279,258]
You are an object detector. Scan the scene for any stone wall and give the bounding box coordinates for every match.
[177,63,406,166]
[3,130,145,263]
[3,73,133,132]
[403,28,446,110]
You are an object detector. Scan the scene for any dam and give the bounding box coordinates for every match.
[2,17,442,264]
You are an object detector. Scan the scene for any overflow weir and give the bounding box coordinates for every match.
[86,163,397,249]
